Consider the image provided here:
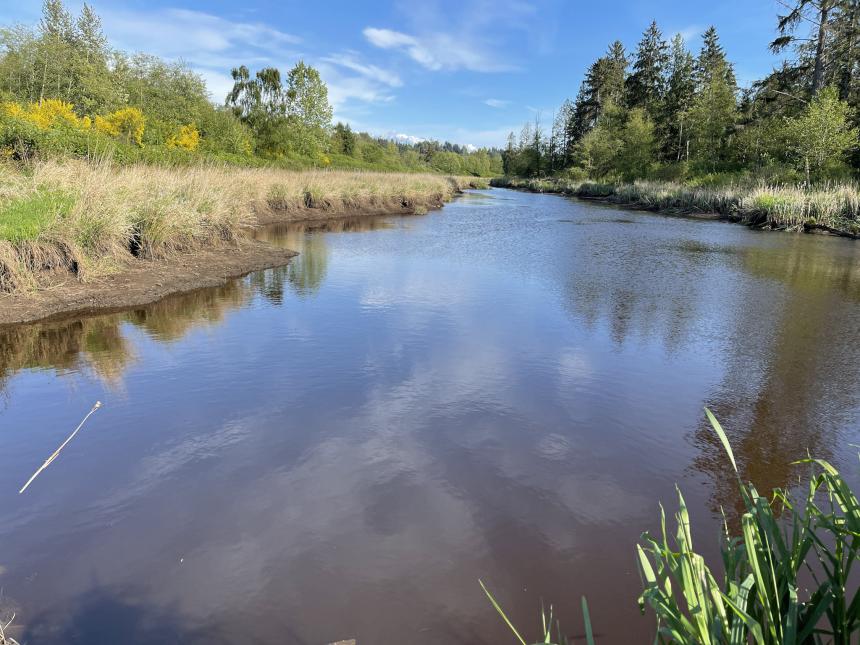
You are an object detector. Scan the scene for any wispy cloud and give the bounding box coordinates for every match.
[675,25,703,44]
[484,98,510,109]
[363,27,516,72]
[102,8,301,62]
[321,53,403,87]
[99,7,302,101]
[99,7,404,109]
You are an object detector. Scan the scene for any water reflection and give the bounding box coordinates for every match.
[253,217,392,299]
[0,193,858,644]
[693,238,860,516]
[0,219,367,393]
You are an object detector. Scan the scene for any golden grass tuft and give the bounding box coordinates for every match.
[0,160,480,293]
[492,176,860,234]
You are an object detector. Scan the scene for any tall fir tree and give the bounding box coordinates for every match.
[625,20,669,118]
[570,40,628,142]
[660,34,696,161]
[696,26,737,90]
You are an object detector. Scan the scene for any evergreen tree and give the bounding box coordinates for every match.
[770,0,842,95]
[688,61,738,171]
[696,27,737,90]
[553,98,575,166]
[660,34,696,161]
[625,20,669,118]
[570,40,628,142]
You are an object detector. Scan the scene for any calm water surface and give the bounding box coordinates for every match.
[1,188,859,643]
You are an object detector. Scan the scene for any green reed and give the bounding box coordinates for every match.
[482,409,860,643]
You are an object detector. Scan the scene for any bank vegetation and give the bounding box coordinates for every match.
[493,176,860,236]
[0,160,487,294]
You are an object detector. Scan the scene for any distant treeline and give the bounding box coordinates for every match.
[505,2,860,185]
[0,0,503,175]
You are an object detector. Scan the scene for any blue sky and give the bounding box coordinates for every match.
[7,0,785,147]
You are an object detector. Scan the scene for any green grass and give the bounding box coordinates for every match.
[0,189,73,242]
[483,410,860,644]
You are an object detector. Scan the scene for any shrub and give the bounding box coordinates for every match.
[94,108,145,146]
[166,124,200,151]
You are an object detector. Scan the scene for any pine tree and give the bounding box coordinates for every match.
[770,0,840,95]
[570,41,628,142]
[696,27,736,90]
[661,34,696,161]
[552,98,574,166]
[625,20,669,118]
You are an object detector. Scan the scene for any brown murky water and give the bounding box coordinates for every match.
[0,189,859,644]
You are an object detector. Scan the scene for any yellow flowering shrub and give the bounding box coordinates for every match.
[93,114,118,137]
[1,99,89,130]
[166,124,200,151]
[94,107,145,146]
[1,102,26,119]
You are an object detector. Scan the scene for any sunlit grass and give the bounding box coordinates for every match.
[492,176,860,234]
[0,160,483,292]
[0,189,73,242]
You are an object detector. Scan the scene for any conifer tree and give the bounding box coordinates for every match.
[570,41,628,142]
[661,34,696,161]
[626,20,669,118]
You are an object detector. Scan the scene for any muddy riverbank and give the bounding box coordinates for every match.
[0,202,453,326]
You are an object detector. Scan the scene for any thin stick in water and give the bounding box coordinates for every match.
[19,401,102,494]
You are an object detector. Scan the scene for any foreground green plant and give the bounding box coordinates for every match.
[480,579,594,645]
[638,410,860,644]
[483,410,860,643]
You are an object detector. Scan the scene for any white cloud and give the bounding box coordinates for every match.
[102,8,301,60]
[321,53,403,87]
[99,7,302,101]
[385,132,426,145]
[317,62,398,109]
[484,98,510,109]
[363,26,515,72]
[100,7,403,108]
[675,25,703,44]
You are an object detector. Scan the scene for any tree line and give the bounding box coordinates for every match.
[0,0,502,175]
[504,1,859,185]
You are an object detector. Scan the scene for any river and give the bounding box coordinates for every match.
[1,188,859,643]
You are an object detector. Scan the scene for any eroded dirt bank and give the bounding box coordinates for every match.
[0,240,296,326]
[0,201,448,327]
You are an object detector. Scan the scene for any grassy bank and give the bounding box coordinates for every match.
[0,161,488,293]
[492,177,860,237]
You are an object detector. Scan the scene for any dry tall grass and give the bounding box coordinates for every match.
[0,161,485,293]
[492,176,860,235]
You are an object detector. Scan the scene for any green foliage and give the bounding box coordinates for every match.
[638,410,860,644]
[618,108,656,180]
[0,188,73,241]
[686,64,738,171]
[331,122,357,156]
[480,579,595,645]
[625,21,669,118]
[430,150,463,174]
[507,10,860,186]
[785,86,858,182]
[0,1,500,175]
